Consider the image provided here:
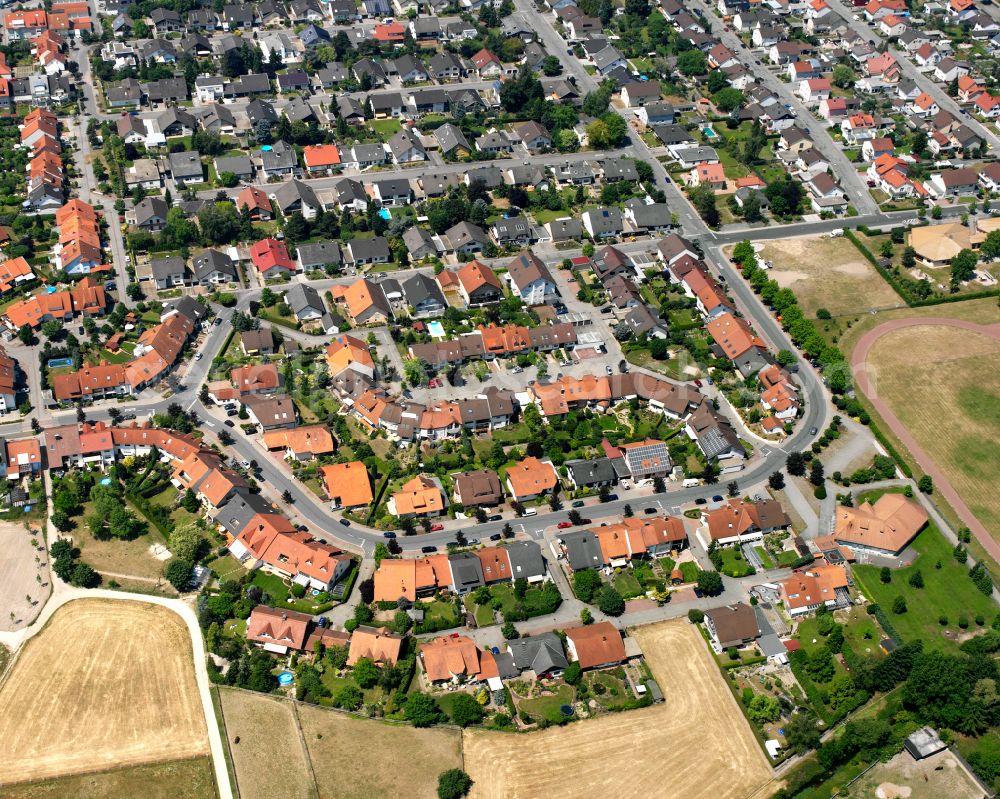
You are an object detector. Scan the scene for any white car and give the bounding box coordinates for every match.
[195,352,203,360]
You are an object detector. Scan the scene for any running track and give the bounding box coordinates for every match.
[852,317,1000,563]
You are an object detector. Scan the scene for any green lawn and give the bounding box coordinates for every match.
[516,683,576,724]
[370,119,402,138]
[679,561,699,583]
[584,670,630,709]
[718,547,755,578]
[754,546,775,570]
[249,570,336,614]
[776,550,799,567]
[417,598,463,631]
[612,570,644,599]
[853,524,998,651]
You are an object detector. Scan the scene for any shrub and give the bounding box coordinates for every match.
[959,615,969,629]
[290,583,306,598]
[939,615,949,626]
[892,596,907,615]
[688,608,705,624]
[437,769,473,799]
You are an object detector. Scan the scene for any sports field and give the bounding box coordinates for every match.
[850,748,983,799]
[757,235,903,320]
[864,322,1000,534]
[0,599,209,786]
[463,619,773,799]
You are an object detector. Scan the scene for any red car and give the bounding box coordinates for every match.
[431,523,444,531]
[693,379,703,387]
[557,521,573,529]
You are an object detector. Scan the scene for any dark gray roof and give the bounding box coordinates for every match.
[285,283,325,315]
[562,531,603,571]
[448,552,485,591]
[505,541,545,581]
[168,150,204,180]
[402,273,446,308]
[150,255,186,279]
[297,240,342,267]
[507,632,568,675]
[214,489,275,536]
[214,155,254,177]
[566,457,616,486]
[164,295,209,323]
[192,248,236,280]
[274,178,320,212]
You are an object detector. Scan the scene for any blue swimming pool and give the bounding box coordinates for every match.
[47,358,73,368]
[378,208,392,220]
[703,128,718,138]
[427,320,445,338]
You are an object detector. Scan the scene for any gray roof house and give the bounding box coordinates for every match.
[285,283,326,322]
[345,237,391,265]
[434,123,471,156]
[296,241,342,271]
[507,633,569,676]
[214,155,254,181]
[192,248,237,285]
[128,197,169,231]
[386,127,426,164]
[566,457,617,489]
[150,256,188,289]
[562,531,604,571]
[582,207,624,239]
[444,221,490,255]
[213,489,275,538]
[402,273,447,317]
[402,226,438,261]
[506,541,546,582]
[259,140,300,178]
[448,552,485,594]
[546,218,583,243]
[273,178,322,219]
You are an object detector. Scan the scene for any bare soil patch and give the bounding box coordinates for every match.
[0,520,48,630]
[757,235,902,319]
[298,703,462,799]
[463,619,772,799]
[851,749,983,799]
[0,599,209,785]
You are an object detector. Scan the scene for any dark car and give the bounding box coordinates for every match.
[618,360,628,373]
[488,514,502,522]
[421,545,437,553]
[383,531,396,539]
[695,497,707,505]
[712,495,723,502]
[572,500,585,508]
[643,507,657,515]
[489,533,502,541]
[339,518,351,527]
[122,412,136,421]
[809,426,819,435]
[223,419,235,428]
[214,318,222,326]
[605,494,619,502]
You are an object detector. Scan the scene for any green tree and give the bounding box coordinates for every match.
[405,692,444,727]
[880,566,892,584]
[168,521,204,564]
[573,569,603,603]
[697,570,723,596]
[597,585,625,616]
[563,661,582,685]
[918,474,934,494]
[747,693,781,724]
[353,656,379,689]
[950,248,977,289]
[437,768,473,799]
[164,559,193,591]
[677,49,707,76]
[892,595,907,614]
[447,692,484,728]
[832,64,856,88]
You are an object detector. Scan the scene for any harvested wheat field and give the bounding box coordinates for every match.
[757,235,902,319]
[0,598,208,786]
[218,688,315,799]
[463,619,773,799]
[865,323,1000,533]
[298,703,462,799]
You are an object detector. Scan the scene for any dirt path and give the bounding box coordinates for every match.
[851,317,1000,562]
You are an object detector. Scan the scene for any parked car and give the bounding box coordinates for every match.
[339,518,351,527]
[694,379,703,387]
[619,360,628,373]
[195,352,203,360]
[223,419,235,428]
[421,545,437,553]
[579,518,592,525]
[644,507,657,515]
[489,533,502,541]
[239,460,251,469]
[557,521,573,529]
[430,523,444,532]
[695,497,707,505]
[488,514,502,522]
[572,500,585,508]
[605,365,613,375]
[712,495,723,502]
[605,493,619,501]
[383,531,396,539]
[214,318,222,326]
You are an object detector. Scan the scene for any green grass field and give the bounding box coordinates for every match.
[516,684,575,724]
[853,525,998,651]
[718,547,755,578]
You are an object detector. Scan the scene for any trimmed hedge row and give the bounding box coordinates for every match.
[868,603,904,644]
